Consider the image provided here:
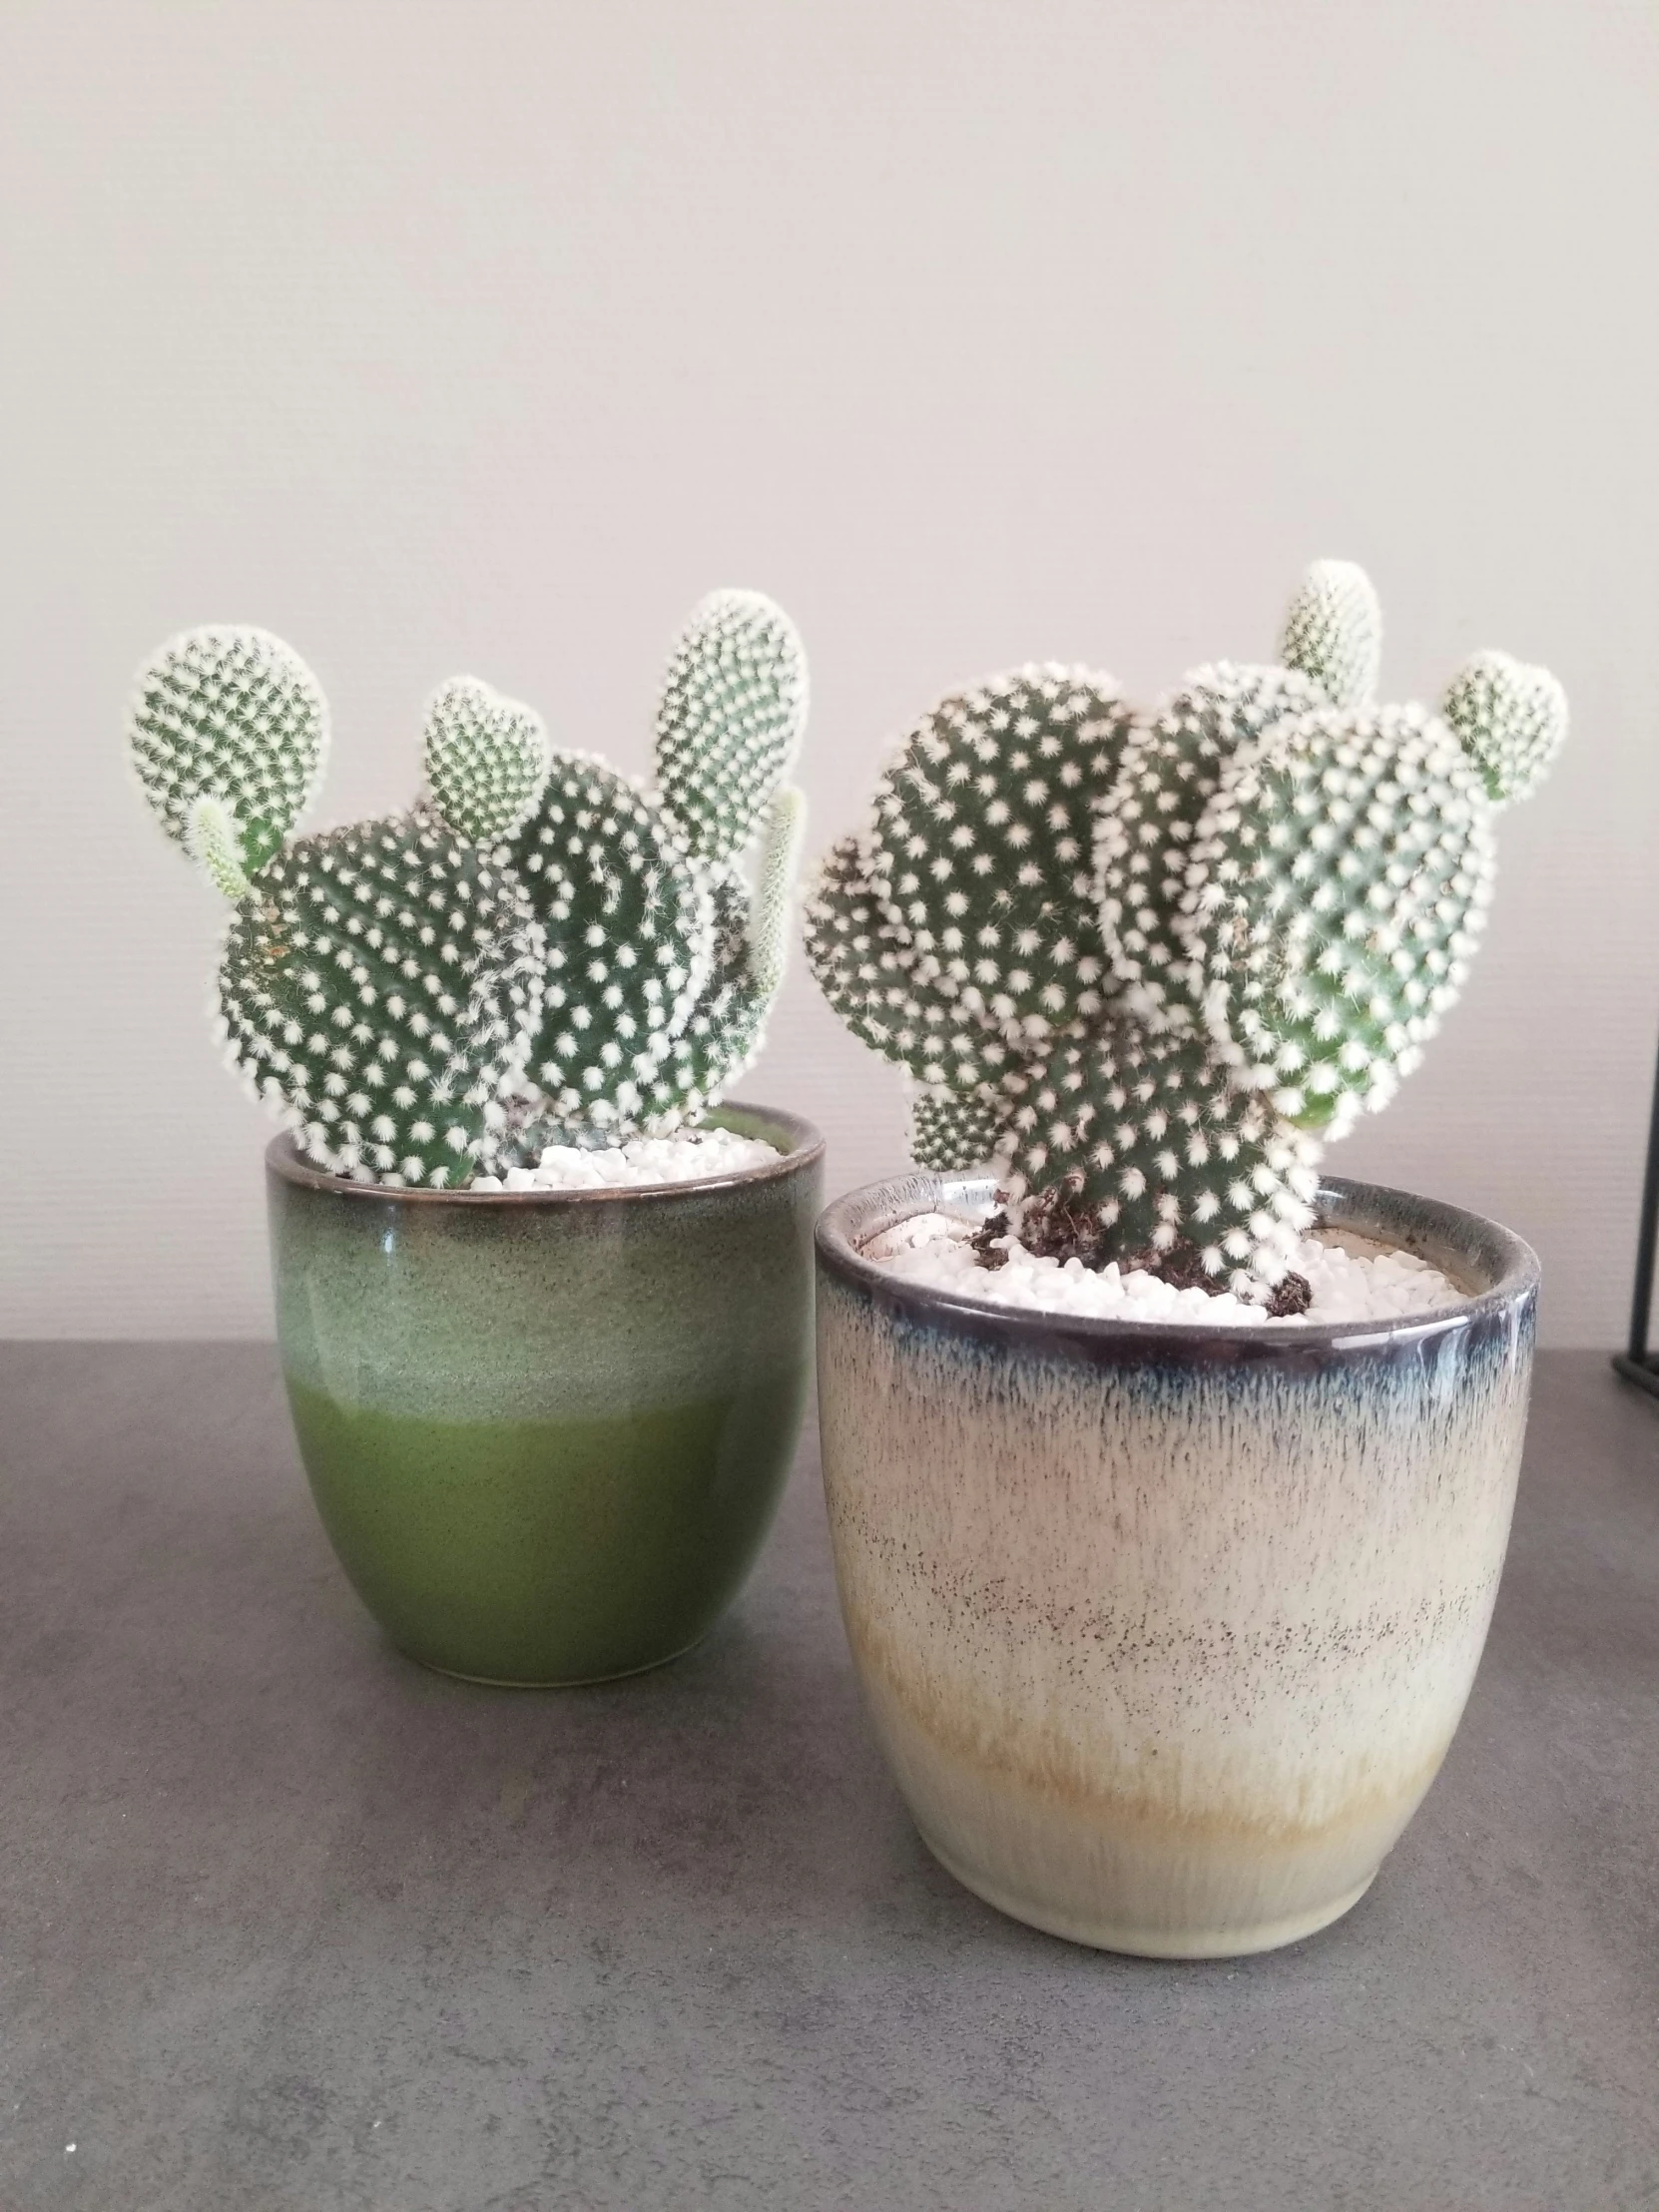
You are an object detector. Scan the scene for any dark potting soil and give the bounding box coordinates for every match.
[973,1186,1313,1317]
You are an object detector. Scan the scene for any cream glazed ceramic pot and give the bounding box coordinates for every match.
[815,1173,1538,1959]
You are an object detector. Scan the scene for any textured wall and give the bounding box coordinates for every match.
[3,0,1656,1343]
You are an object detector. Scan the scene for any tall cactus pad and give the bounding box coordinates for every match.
[653,870,760,1119]
[802,834,1017,1096]
[423,678,550,844]
[996,1019,1318,1288]
[1280,560,1382,708]
[908,1084,1005,1173]
[1097,663,1326,1027]
[655,590,809,865]
[866,666,1133,1041]
[1185,704,1496,1128]
[511,755,712,1132]
[1442,651,1568,807]
[128,626,327,876]
[218,807,543,1186]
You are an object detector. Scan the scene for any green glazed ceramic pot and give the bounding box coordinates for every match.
[267,1103,823,1685]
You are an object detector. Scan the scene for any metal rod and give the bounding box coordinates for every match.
[1624,1023,1659,1365]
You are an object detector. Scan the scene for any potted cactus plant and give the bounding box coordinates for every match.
[805,561,1566,1956]
[127,593,823,1685]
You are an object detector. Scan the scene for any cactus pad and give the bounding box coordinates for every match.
[802,833,1017,1096]
[511,754,712,1132]
[656,589,809,866]
[866,666,1132,1041]
[1280,560,1383,708]
[1441,650,1568,807]
[423,677,550,844]
[1097,663,1327,1027]
[218,806,543,1186]
[128,626,327,877]
[996,1018,1319,1288]
[1184,703,1496,1128]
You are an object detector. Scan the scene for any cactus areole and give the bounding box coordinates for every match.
[804,561,1566,1297]
[126,592,810,1188]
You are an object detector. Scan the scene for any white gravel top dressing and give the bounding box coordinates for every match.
[862,1211,1467,1328]
[473,1127,782,1194]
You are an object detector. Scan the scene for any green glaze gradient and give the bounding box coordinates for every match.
[267,1106,821,1684]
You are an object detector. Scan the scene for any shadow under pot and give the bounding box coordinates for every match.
[815,1172,1538,1959]
[267,1104,823,1686]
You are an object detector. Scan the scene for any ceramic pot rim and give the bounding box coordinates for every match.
[265,1101,825,1208]
[817,1171,1540,1357]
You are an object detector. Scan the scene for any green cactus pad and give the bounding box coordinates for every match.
[1183,703,1496,1130]
[511,754,713,1133]
[218,805,543,1186]
[1280,560,1382,708]
[1441,650,1568,807]
[865,666,1133,1042]
[128,626,328,877]
[648,869,763,1120]
[1097,663,1327,1029]
[802,833,1018,1096]
[423,677,550,844]
[907,1084,1006,1173]
[996,1018,1319,1288]
[655,589,809,866]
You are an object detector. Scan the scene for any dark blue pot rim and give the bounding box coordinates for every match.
[265,1101,824,1210]
[817,1173,1539,1368]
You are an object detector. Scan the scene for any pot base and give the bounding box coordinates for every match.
[920,1831,1377,1959]
[405,1629,711,1692]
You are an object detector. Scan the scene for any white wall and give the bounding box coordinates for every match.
[3,0,1656,1344]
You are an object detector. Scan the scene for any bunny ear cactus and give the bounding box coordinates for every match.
[806,562,1566,1294]
[129,590,813,1185]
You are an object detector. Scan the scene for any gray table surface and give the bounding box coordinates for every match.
[1,1346,1655,2212]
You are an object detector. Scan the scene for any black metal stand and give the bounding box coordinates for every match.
[1612,1027,1659,1399]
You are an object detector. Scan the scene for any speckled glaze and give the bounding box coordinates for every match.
[817,1174,1538,1958]
[268,1104,822,1685]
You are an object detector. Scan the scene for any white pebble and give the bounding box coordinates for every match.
[861,1212,1466,1328]
[472,1126,782,1194]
